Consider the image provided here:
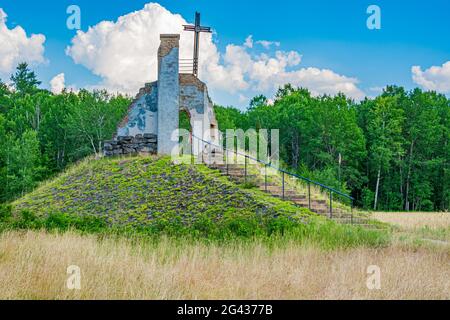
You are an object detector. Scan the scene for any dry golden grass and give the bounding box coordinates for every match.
[371,212,450,230]
[0,230,448,300]
[371,211,450,245]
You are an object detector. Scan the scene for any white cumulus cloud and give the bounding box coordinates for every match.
[215,41,364,99]
[412,61,450,93]
[66,3,208,93]
[256,40,280,49]
[66,2,365,102]
[0,8,46,79]
[50,73,65,94]
[244,35,253,48]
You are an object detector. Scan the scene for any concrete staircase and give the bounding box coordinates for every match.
[207,160,372,227]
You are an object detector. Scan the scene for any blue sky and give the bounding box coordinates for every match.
[1,0,449,107]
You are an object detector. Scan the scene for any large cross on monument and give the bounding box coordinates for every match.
[183,12,211,77]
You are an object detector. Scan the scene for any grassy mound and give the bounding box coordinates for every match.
[12,156,305,229]
[5,155,389,247]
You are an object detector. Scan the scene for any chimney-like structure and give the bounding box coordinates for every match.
[157,34,180,155]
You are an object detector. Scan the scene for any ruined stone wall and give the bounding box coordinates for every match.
[104,134,157,156]
[157,34,180,155]
[105,33,220,158]
[179,74,220,151]
[116,82,158,137]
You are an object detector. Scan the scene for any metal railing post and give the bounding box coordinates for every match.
[329,191,333,219]
[244,155,248,183]
[197,139,203,163]
[226,150,229,176]
[282,172,285,200]
[208,144,212,165]
[191,136,194,165]
[265,164,268,192]
[308,181,311,210]
[222,144,225,166]
[200,138,204,164]
[351,199,354,225]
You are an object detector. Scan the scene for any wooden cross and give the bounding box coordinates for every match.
[183,12,211,77]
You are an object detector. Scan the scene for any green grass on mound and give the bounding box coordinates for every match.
[1,155,390,248]
[13,156,311,227]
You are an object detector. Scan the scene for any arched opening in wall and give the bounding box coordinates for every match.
[179,109,192,154]
[179,109,192,134]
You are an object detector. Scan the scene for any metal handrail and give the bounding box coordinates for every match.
[191,134,354,220]
[192,134,353,200]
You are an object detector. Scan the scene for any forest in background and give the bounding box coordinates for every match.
[215,85,449,211]
[0,64,449,211]
[0,63,130,202]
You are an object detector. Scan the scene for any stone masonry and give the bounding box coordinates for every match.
[104,134,157,156]
[157,34,180,155]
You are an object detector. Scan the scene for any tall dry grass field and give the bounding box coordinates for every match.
[371,212,450,230]
[0,230,448,300]
[371,211,450,244]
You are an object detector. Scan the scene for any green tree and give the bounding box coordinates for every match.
[0,64,130,202]
[0,115,7,200]
[366,96,404,210]
[214,105,246,131]
[248,95,268,110]
[0,79,11,114]
[211,86,449,211]
[10,63,41,95]
[66,90,129,157]
[274,84,296,101]
[4,130,44,199]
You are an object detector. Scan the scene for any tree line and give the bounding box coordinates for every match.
[0,63,130,202]
[0,64,448,211]
[214,85,449,211]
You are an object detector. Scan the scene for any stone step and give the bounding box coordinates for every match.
[289,198,332,210]
[310,207,348,214]
[208,160,369,226]
[292,199,328,206]
[221,172,258,178]
[311,209,332,215]
[259,185,288,190]
[256,183,280,189]
[218,168,250,174]
[267,191,300,198]
[302,204,332,210]
[211,168,245,173]
[259,186,305,194]
[210,163,245,168]
[210,167,250,173]
[284,195,307,201]
[213,165,262,171]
